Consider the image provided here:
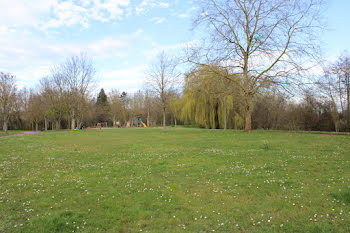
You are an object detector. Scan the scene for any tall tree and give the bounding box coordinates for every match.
[144,89,153,127]
[190,0,323,131]
[0,72,17,133]
[147,51,179,129]
[331,53,350,129]
[27,92,45,131]
[96,88,108,106]
[109,89,123,127]
[53,53,95,130]
[95,88,110,123]
[40,75,70,130]
[176,65,239,129]
[119,91,130,125]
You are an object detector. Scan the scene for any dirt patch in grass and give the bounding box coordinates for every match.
[290,132,350,137]
[0,131,40,138]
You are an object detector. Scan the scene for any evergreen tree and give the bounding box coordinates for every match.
[95,88,110,124]
[96,88,108,106]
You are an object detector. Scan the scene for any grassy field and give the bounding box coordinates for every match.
[0,128,349,232]
[0,130,24,137]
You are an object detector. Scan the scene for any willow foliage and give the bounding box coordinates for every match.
[174,65,243,129]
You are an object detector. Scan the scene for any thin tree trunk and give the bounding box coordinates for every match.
[174,115,177,127]
[77,119,81,130]
[243,52,253,132]
[45,118,48,131]
[147,108,150,127]
[163,106,166,129]
[55,120,58,130]
[215,102,220,129]
[338,76,344,113]
[347,74,350,129]
[3,117,8,134]
[71,118,75,130]
[35,122,39,131]
[224,97,227,130]
[71,108,75,130]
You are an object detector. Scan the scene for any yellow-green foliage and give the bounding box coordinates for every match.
[234,113,244,130]
[173,65,242,129]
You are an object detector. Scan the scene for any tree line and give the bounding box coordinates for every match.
[2,0,349,132]
[1,51,349,132]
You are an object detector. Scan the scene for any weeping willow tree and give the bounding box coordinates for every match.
[174,65,242,129]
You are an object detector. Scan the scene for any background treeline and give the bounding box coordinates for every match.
[1,52,349,132]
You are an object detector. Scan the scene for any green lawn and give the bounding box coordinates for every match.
[0,128,349,232]
[0,130,24,137]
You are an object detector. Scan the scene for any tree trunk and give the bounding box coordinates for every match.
[174,115,177,127]
[45,118,48,131]
[243,52,252,132]
[347,74,350,129]
[223,97,227,130]
[35,122,39,131]
[71,108,76,130]
[245,111,252,132]
[244,97,253,132]
[215,102,220,129]
[71,118,75,130]
[147,108,150,127]
[77,119,81,130]
[331,100,339,132]
[55,120,60,130]
[163,106,166,129]
[3,117,8,134]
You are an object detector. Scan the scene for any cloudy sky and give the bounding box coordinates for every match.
[0,0,349,94]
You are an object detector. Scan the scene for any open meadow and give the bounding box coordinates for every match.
[0,128,349,232]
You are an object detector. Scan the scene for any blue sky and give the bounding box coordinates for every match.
[0,0,349,94]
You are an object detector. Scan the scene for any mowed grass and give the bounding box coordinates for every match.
[0,128,349,232]
[0,130,24,137]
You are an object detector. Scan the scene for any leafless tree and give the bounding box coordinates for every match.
[316,53,350,131]
[331,53,350,128]
[0,72,17,133]
[146,51,180,128]
[27,92,45,131]
[189,0,324,131]
[144,89,153,127]
[109,89,123,127]
[317,69,341,132]
[53,53,96,129]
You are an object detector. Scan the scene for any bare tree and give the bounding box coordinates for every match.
[146,51,179,128]
[331,53,350,129]
[109,89,123,127]
[27,92,45,131]
[317,69,341,132]
[190,0,324,131]
[53,53,95,129]
[144,89,153,127]
[0,72,17,133]
[40,72,70,130]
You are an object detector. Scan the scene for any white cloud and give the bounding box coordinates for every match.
[0,0,131,30]
[178,13,190,18]
[158,2,170,8]
[141,40,199,59]
[45,0,131,29]
[136,0,170,14]
[149,17,166,24]
[98,65,147,93]
[0,29,148,89]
